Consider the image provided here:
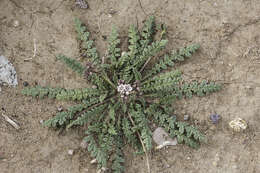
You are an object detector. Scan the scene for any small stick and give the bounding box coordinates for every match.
[128,113,151,173]
[2,113,20,130]
[140,56,152,73]
[24,38,37,61]
[98,14,102,33]
[33,38,37,57]
[24,58,33,61]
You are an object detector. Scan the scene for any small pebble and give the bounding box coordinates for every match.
[13,20,20,27]
[57,106,63,112]
[90,158,97,164]
[23,81,29,87]
[121,51,126,56]
[164,163,170,168]
[183,114,189,121]
[68,149,74,155]
[108,9,117,15]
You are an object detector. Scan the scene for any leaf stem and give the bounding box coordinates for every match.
[127,113,151,173]
[101,72,117,89]
[140,56,152,73]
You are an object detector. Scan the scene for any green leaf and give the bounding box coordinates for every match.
[108,26,121,65]
[57,55,84,75]
[74,18,101,67]
[99,92,108,102]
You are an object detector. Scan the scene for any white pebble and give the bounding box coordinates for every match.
[121,52,126,56]
[68,149,74,155]
[90,158,97,164]
[183,114,189,121]
[153,127,177,149]
[13,20,20,27]
[57,106,63,112]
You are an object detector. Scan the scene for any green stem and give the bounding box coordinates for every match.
[101,72,117,89]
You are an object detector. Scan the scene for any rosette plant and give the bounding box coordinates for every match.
[22,16,220,173]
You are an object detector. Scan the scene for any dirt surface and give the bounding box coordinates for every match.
[0,0,260,172]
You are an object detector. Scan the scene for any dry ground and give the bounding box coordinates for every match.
[0,0,260,172]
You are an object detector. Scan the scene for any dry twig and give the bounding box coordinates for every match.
[2,113,20,130]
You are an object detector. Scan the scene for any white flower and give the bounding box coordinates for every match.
[117,84,125,93]
[117,83,133,96]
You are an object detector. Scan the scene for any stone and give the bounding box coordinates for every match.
[23,81,29,87]
[90,159,97,164]
[153,127,177,149]
[13,20,20,27]
[68,149,74,155]
[0,55,18,87]
[57,106,63,112]
[164,163,170,168]
[183,114,189,121]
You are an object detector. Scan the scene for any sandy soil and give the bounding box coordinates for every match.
[0,0,260,173]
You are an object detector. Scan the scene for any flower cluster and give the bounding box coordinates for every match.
[117,80,133,98]
[210,114,221,124]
